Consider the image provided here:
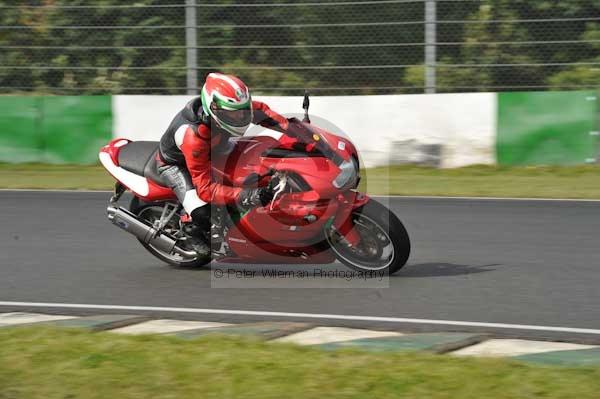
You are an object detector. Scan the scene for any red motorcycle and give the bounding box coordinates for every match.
[99,94,410,274]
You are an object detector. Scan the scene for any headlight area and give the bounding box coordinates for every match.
[332,157,359,189]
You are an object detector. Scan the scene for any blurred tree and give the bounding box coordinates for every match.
[548,22,600,88]
[0,0,598,94]
[0,0,187,94]
[406,0,600,91]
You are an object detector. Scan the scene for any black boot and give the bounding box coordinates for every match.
[188,205,212,258]
[190,236,211,258]
[184,223,211,257]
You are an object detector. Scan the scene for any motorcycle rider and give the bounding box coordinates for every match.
[157,72,312,257]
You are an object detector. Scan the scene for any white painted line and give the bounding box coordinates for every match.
[2,302,600,335]
[275,326,401,345]
[0,312,76,326]
[452,339,597,357]
[110,319,231,335]
[1,189,599,202]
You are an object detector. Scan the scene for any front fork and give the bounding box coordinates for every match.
[332,191,370,247]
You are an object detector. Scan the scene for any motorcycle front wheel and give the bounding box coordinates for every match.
[325,199,410,275]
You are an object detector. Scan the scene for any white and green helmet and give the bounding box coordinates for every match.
[201,72,253,136]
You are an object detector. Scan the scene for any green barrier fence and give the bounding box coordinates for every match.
[497,91,598,166]
[0,96,112,164]
[0,97,41,163]
[1,92,599,166]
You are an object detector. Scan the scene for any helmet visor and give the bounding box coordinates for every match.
[212,105,252,128]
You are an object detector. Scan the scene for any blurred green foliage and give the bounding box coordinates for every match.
[0,0,599,94]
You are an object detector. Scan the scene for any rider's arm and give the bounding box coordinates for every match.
[252,100,318,150]
[252,100,344,165]
[180,125,242,206]
[252,100,290,132]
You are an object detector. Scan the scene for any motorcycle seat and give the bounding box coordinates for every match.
[118,141,168,187]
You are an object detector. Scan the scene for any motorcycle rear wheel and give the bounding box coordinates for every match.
[326,199,410,275]
[130,197,211,268]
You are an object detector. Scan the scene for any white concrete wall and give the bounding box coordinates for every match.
[113,93,497,168]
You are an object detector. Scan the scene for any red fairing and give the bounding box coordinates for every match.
[143,181,178,202]
[311,124,356,163]
[100,137,177,202]
[212,129,368,263]
[100,138,131,165]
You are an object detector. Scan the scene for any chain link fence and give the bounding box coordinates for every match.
[1,0,599,95]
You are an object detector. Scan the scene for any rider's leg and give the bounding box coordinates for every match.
[158,163,211,256]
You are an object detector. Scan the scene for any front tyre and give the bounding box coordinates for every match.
[326,199,410,275]
[130,197,211,268]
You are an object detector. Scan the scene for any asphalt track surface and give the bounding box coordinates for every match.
[2,190,600,343]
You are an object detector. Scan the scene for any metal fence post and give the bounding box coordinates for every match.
[185,0,198,95]
[425,0,437,94]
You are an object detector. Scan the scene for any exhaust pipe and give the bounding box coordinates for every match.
[107,206,197,258]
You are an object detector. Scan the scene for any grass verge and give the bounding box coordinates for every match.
[0,327,599,399]
[0,163,112,191]
[361,164,600,199]
[2,163,600,199]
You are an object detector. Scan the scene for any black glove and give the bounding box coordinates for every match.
[237,187,274,210]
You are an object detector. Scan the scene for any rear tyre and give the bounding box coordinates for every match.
[130,197,211,268]
[325,199,410,275]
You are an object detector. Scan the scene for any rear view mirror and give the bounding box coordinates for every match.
[302,90,310,123]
